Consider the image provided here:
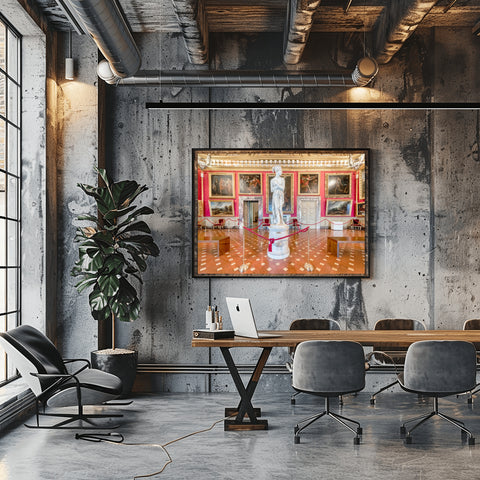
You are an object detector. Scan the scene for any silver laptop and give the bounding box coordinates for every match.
[226,297,281,338]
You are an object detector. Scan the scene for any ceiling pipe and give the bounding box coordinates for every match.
[65,0,141,84]
[114,69,357,87]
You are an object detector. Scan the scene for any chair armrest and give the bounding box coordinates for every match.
[64,358,91,369]
[30,371,82,398]
[366,350,402,376]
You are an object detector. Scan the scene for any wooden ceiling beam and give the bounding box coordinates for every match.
[373,0,440,64]
[172,0,209,64]
[283,0,321,64]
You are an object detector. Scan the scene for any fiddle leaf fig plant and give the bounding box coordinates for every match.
[71,168,159,349]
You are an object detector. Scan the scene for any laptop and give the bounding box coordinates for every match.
[226,297,281,338]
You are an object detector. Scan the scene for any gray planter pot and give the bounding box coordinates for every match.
[91,349,138,397]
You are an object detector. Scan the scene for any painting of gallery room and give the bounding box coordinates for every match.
[195,149,368,278]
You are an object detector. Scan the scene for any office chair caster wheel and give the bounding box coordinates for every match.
[354,436,360,445]
[469,437,475,446]
[468,397,473,404]
[291,398,296,405]
[405,436,412,444]
[357,427,363,435]
[400,426,406,435]
[294,435,300,444]
[370,398,376,405]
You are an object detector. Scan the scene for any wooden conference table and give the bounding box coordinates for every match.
[192,330,480,431]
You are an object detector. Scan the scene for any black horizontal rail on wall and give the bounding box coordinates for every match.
[136,364,401,374]
[145,102,480,110]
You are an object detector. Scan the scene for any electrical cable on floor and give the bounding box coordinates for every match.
[75,414,234,479]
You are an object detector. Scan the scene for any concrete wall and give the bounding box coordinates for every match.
[56,28,480,392]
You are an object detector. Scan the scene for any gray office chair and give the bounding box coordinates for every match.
[285,318,341,405]
[292,340,366,445]
[0,325,124,429]
[398,340,477,445]
[367,318,426,405]
[462,319,480,403]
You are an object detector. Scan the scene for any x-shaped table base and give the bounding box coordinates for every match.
[220,346,272,431]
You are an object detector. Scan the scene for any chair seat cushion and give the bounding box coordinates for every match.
[46,369,122,408]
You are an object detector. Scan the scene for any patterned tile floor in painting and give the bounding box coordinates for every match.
[197,227,366,275]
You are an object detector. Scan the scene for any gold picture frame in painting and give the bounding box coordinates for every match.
[356,202,365,217]
[298,172,320,195]
[358,167,366,201]
[326,199,352,216]
[209,200,234,217]
[209,173,235,198]
[238,173,262,195]
[325,173,352,198]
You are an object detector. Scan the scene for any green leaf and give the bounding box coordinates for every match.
[77,214,98,223]
[75,277,97,293]
[129,252,147,272]
[98,274,120,297]
[92,306,111,322]
[89,288,108,312]
[118,220,151,236]
[103,205,137,222]
[104,254,125,274]
[116,206,155,229]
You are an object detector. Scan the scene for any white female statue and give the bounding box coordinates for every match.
[271,165,286,226]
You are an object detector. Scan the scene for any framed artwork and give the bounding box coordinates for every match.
[239,173,262,195]
[326,173,351,197]
[267,173,293,214]
[298,173,319,195]
[326,199,352,216]
[356,202,365,217]
[209,200,234,216]
[358,167,366,201]
[209,173,235,198]
[193,149,369,278]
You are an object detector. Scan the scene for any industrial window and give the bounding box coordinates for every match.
[0,15,21,386]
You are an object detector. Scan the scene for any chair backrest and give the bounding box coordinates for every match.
[403,340,476,394]
[463,319,480,330]
[289,318,341,331]
[292,340,365,395]
[374,318,425,331]
[0,325,67,396]
[373,318,425,353]
[289,319,340,355]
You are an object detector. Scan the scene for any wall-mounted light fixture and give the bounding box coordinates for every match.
[65,30,74,80]
[351,57,379,87]
[473,20,480,36]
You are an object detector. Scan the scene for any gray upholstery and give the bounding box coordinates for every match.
[288,318,340,356]
[401,340,476,395]
[293,340,365,395]
[0,325,124,429]
[398,340,478,444]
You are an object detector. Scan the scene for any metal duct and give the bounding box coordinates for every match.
[116,70,356,87]
[66,0,141,83]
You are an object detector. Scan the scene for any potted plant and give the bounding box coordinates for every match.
[71,168,159,396]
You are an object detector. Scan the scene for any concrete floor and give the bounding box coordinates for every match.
[1,391,480,479]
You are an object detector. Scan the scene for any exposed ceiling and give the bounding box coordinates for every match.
[31,0,480,66]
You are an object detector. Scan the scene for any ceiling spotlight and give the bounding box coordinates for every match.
[351,57,378,87]
[65,30,74,80]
